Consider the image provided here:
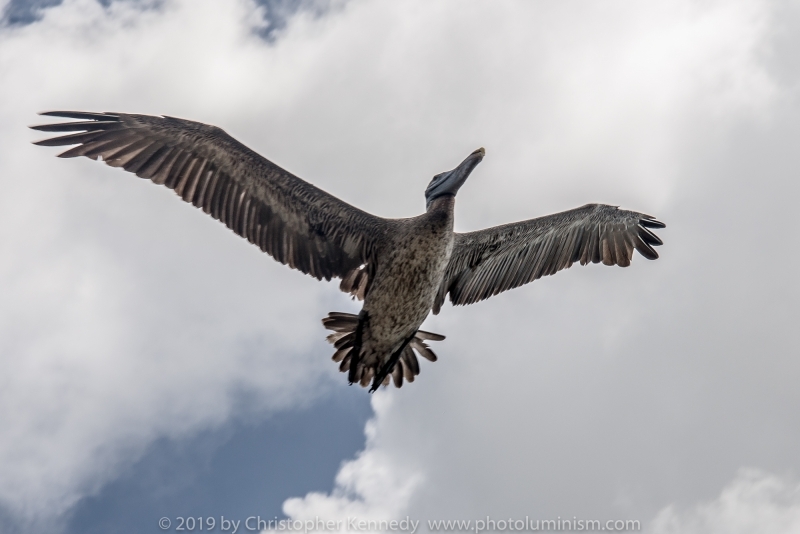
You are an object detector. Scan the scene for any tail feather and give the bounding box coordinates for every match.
[326,331,349,345]
[332,347,350,363]
[333,331,355,349]
[322,311,445,389]
[391,362,403,388]
[401,347,416,382]
[322,313,359,332]
[359,366,374,387]
[416,330,445,341]
[410,338,437,362]
[339,353,352,372]
[402,346,420,376]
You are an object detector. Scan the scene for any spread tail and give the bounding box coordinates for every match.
[322,311,445,389]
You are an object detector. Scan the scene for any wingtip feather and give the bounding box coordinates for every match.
[38,110,119,121]
[640,216,666,229]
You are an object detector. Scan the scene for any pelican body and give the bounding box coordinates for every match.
[32,112,665,392]
[347,195,455,388]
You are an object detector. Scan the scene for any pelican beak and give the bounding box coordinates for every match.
[425,148,485,208]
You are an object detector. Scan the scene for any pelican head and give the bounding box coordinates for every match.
[425,147,485,209]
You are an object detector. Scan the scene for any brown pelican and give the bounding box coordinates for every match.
[32,111,665,392]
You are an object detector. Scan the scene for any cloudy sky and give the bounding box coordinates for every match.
[1,0,800,533]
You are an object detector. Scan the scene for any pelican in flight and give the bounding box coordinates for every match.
[32,111,665,392]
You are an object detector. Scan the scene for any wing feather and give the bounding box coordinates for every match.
[32,111,389,285]
[433,204,664,313]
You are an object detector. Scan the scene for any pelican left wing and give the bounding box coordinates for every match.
[432,203,664,313]
[32,111,388,284]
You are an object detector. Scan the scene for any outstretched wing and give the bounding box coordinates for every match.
[32,111,388,285]
[433,203,665,313]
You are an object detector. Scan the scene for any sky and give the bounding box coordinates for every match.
[1,0,800,533]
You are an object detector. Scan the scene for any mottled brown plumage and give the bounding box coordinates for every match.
[32,111,665,392]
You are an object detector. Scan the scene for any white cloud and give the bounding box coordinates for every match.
[650,469,800,534]
[2,0,799,532]
[283,395,423,528]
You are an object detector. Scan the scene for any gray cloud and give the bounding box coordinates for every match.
[1,0,799,532]
[279,0,800,528]
[650,469,800,534]
[0,0,349,529]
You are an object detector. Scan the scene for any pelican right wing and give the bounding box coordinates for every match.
[32,111,388,285]
[433,203,665,313]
